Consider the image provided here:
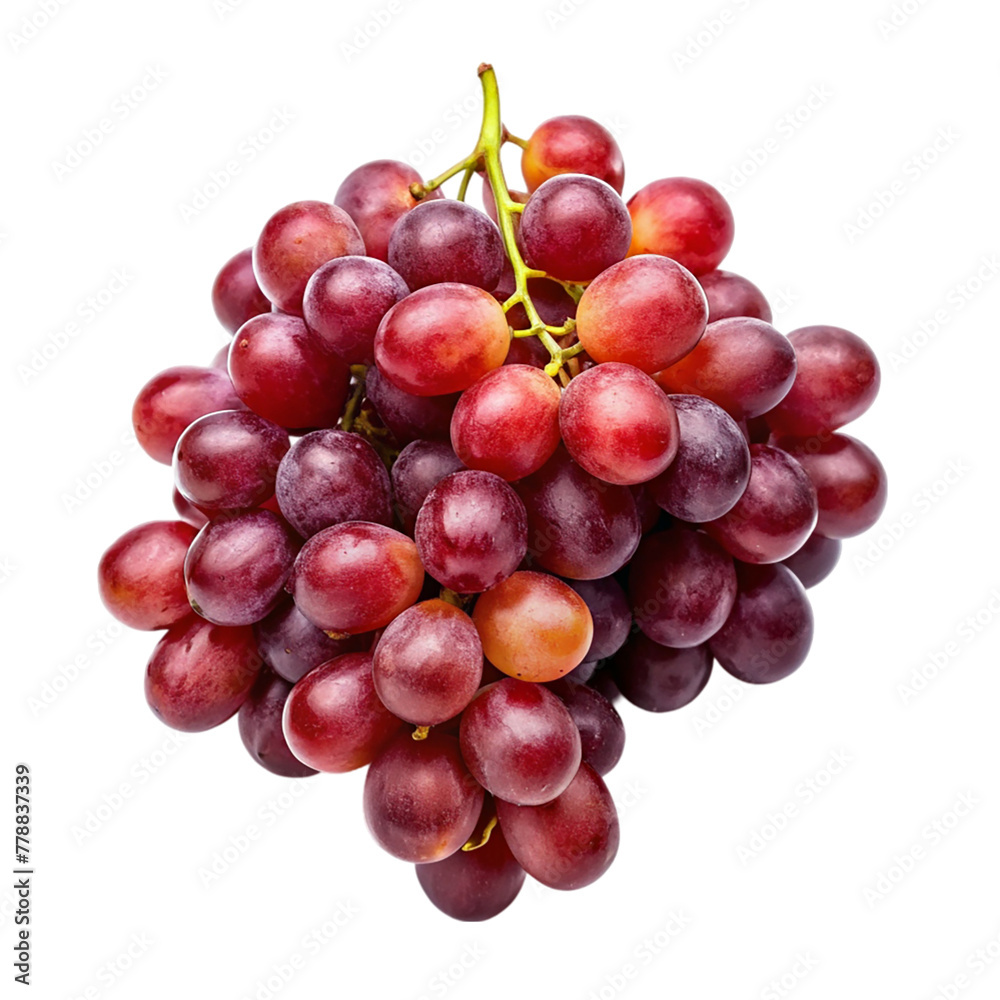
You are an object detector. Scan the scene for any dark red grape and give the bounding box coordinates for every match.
[363,730,483,863]
[515,448,641,579]
[781,531,842,588]
[704,445,818,563]
[496,763,618,890]
[365,366,459,445]
[415,471,527,594]
[576,255,707,373]
[391,440,465,534]
[253,200,365,315]
[334,159,443,263]
[290,521,424,634]
[630,483,662,534]
[766,326,881,437]
[613,634,713,712]
[145,617,262,732]
[629,526,737,647]
[655,317,797,420]
[372,599,483,725]
[254,599,368,684]
[710,564,814,684]
[460,679,581,805]
[545,678,625,776]
[282,651,403,772]
[228,312,350,430]
[133,366,243,465]
[389,199,504,292]
[184,509,299,626]
[649,395,751,522]
[699,269,772,323]
[238,670,318,777]
[173,410,289,512]
[172,488,209,528]
[275,429,392,537]
[450,365,562,482]
[302,256,409,366]
[627,177,734,275]
[519,174,631,282]
[566,576,631,661]
[559,363,680,485]
[212,247,270,333]
[776,434,888,539]
[522,115,625,193]
[98,520,197,630]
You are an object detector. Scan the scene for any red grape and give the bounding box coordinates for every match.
[566,576,632,661]
[496,762,618,890]
[372,599,483,725]
[238,670,318,778]
[172,488,209,529]
[391,440,465,534]
[98,520,197,630]
[253,200,365,315]
[781,531,842,588]
[545,678,625,776]
[375,283,510,396]
[145,617,262,732]
[363,729,483,863]
[365,366,459,445]
[559,362,680,485]
[699,269,772,323]
[282,652,403,772]
[521,115,625,193]
[212,247,270,333]
[290,521,424,634]
[627,177,734,275]
[576,255,708,373]
[450,365,562,482]
[613,634,713,712]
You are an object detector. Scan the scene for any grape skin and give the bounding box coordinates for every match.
[613,635,713,712]
[699,269,772,324]
[522,115,625,193]
[544,678,625,776]
[781,532,842,588]
[238,670,319,778]
[212,247,270,334]
[391,440,465,535]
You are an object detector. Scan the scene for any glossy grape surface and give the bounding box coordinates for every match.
[522,115,625,193]
[699,269,772,323]
[365,367,459,446]
[781,531,843,588]
[545,678,625,776]
[613,635,713,712]
[566,576,632,661]
[238,670,318,777]
[212,247,270,333]
[391,440,465,534]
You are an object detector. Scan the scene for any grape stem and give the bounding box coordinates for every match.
[411,63,585,381]
[461,814,497,852]
[340,365,368,433]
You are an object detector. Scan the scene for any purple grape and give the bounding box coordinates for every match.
[391,440,465,534]
[365,366,458,445]
[238,670,319,777]
[566,576,632,661]
[781,532,842,588]
[545,678,625,776]
[613,633,713,712]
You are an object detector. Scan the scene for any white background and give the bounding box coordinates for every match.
[4,0,1000,997]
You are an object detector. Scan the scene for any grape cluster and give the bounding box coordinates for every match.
[98,65,886,922]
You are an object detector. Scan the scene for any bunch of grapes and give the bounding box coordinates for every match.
[98,64,886,921]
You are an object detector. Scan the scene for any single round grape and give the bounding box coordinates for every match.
[388,199,504,292]
[173,409,289,512]
[372,599,483,725]
[133,365,244,465]
[238,670,318,778]
[494,261,577,331]
[588,664,624,705]
[781,531,842,588]
[566,576,631,661]
[275,429,392,537]
[710,563,814,684]
[228,312,350,430]
[704,445,818,564]
[613,634,713,712]
[629,526,737,647]
[334,159,443,263]
[302,255,409,365]
[365,366,459,445]
[776,434,888,539]
[519,174,632,282]
[627,177,735,275]
[391,440,465,534]
[522,115,625,193]
[363,729,483,863]
[290,521,424,634]
[649,395,751,523]
[415,471,527,594]
[254,599,368,684]
[766,326,881,437]
[451,365,562,482]
[576,255,708,374]
[282,652,403,772]
[655,317,797,420]
[184,510,299,626]
[496,762,618,890]
[415,799,525,921]
[699,269,772,323]
[460,679,582,806]
[544,678,625,776]
[472,571,593,682]
[145,617,263,732]
[559,363,680,485]
[252,200,365,315]
[172,488,209,528]
[375,283,510,396]
[212,247,271,334]
[515,448,641,579]
[98,520,197,630]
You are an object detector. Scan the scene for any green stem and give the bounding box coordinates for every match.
[340,365,368,432]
